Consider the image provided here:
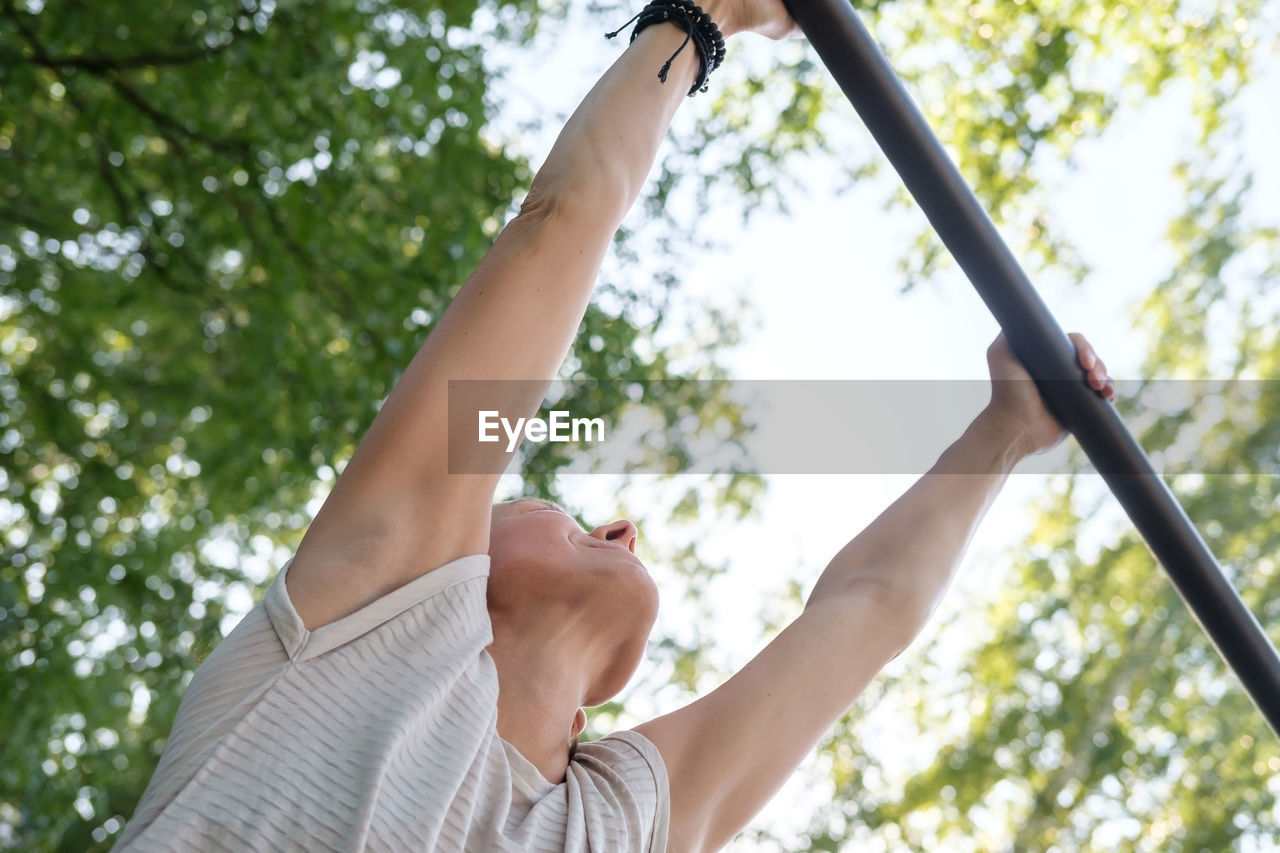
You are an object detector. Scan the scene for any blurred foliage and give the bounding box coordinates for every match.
[2,0,1278,850]
[875,0,1276,289]
[705,0,1273,291]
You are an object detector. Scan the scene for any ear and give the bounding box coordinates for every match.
[571,707,587,739]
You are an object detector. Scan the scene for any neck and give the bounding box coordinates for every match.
[488,628,590,784]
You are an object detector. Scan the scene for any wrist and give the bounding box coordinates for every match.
[965,409,1032,472]
[697,0,741,38]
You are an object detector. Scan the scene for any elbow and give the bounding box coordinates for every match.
[517,178,625,227]
[516,183,563,223]
[806,573,911,614]
[804,578,924,658]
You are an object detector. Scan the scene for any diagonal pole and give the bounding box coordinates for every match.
[780,0,1280,735]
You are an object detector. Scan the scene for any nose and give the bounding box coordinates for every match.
[591,519,638,553]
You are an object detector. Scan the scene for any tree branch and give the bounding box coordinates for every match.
[0,45,223,73]
[106,74,246,156]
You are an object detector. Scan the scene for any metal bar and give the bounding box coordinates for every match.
[782,0,1280,734]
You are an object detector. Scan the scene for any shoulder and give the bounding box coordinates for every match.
[268,553,493,661]
[574,730,669,790]
[563,731,671,852]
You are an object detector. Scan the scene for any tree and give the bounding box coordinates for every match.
[4,0,1275,849]
[0,1,765,848]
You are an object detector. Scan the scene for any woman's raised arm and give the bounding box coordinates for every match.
[283,5,761,631]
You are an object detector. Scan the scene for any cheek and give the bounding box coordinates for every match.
[487,522,579,601]
[489,515,565,563]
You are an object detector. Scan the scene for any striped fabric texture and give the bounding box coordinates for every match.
[113,555,670,852]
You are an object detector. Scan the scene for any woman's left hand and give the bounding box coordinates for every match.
[709,0,803,40]
[982,332,1116,458]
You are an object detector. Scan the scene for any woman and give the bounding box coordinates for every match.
[115,0,1116,850]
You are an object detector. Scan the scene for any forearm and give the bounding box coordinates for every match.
[807,411,1028,644]
[528,4,740,221]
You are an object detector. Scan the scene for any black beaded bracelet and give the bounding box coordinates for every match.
[605,0,727,96]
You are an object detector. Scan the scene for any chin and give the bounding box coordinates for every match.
[617,570,660,642]
[586,641,648,707]
[586,585,658,706]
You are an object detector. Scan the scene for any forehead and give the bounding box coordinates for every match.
[501,498,571,515]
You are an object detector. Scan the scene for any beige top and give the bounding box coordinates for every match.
[114,554,670,852]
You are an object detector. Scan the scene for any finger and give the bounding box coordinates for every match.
[1086,363,1109,389]
[1068,332,1097,370]
[986,332,1007,365]
[1089,370,1116,400]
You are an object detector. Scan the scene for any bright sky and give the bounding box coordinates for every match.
[461,6,1280,848]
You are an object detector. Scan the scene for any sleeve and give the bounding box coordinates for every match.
[264,553,492,662]
[565,730,672,853]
